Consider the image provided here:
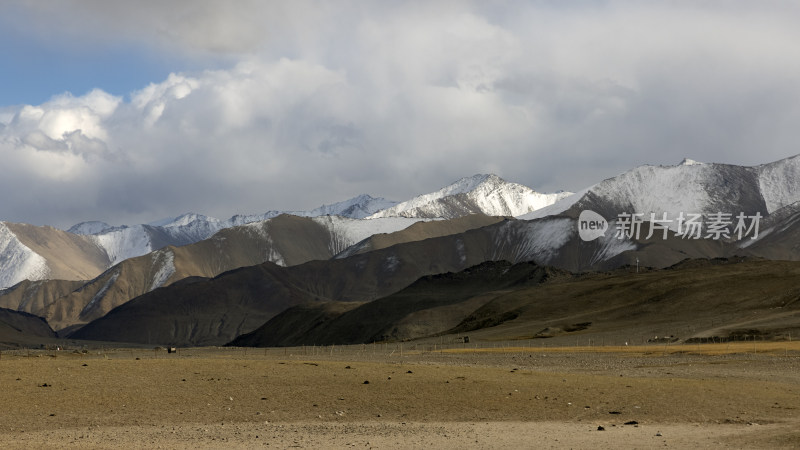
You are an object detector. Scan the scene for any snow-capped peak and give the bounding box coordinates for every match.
[437,174,496,197]
[366,174,495,219]
[154,213,222,229]
[679,158,704,166]
[367,174,572,219]
[305,194,398,219]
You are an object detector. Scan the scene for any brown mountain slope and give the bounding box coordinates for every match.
[229,261,569,347]
[449,258,800,345]
[70,262,322,346]
[0,279,85,318]
[335,214,505,258]
[230,258,800,348]
[226,301,365,347]
[2,222,110,281]
[741,202,800,260]
[171,214,344,277]
[0,307,58,349]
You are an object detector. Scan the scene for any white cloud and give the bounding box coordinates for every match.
[9,89,119,142]
[1,1,800,227]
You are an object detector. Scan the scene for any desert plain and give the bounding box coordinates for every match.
[1,341,799,449]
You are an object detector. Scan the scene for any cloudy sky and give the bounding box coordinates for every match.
[1,1,799,228]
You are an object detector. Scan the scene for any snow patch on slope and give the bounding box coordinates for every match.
[0,222,50,288]
[518,187,592,220]
[589,164,714,219]
[149,249,176,291]
[383,254,400,273]
[312,216,427,256]
[265,238,286,266]
[491,218,574,264]
[587,224,638,266]
[91,225,154,265]
[492,217,635,266]
[81,271,120,316]
[758,155,800,214]
[240,222,286,266]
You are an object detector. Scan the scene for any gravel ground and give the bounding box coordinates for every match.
[1,344,798,449]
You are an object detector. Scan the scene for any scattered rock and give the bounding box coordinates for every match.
[624,421,638,425]
[363,380,370,384]
[406,370,413,374]
[39,383,50,388]
[609,411,621,415]
[656,432,662,437]
[597,426,605,431]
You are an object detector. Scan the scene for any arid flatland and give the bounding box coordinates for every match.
[1,343,799,448]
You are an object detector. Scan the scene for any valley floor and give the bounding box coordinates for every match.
[1,343,799,449]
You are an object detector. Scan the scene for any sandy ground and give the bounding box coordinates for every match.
[1,344,799,449]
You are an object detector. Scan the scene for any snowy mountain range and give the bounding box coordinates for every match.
[521,155,800,223]
[2,155,800,292]
[66,194,402,265]
[3,154,800,344]
[0,174,565,289]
